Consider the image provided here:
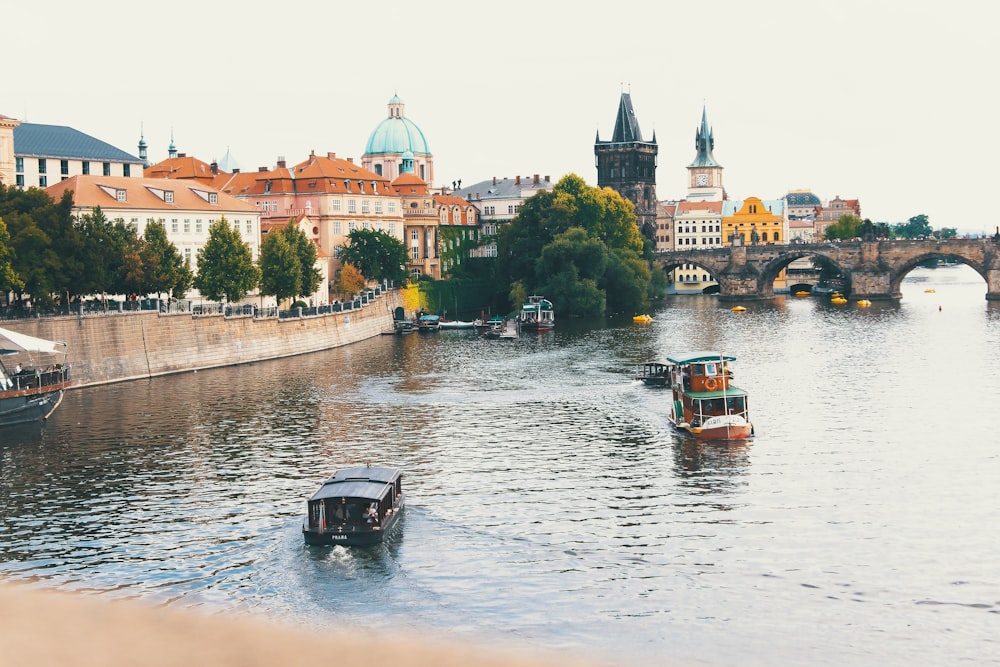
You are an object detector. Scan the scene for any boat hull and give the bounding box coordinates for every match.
[302,503,404,546]
[0,389,65,427]
[670,412,753,441]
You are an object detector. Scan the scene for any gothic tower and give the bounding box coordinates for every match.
[686,105,724,202]
[595,92,658,239]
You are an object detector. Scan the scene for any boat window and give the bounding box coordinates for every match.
[705,362,718,376]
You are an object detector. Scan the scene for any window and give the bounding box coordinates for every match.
[184,248,191,264]
[15,157,23,173]
[388,201,396,213]
[361,200,370,214]
[116,189,126,202]
[375,200,383,214]
[38,175,47,187]
[246,221,252,234]
[411,247,419,259]
[209,193,218,205]
[389,223,396,235]
[184,219,190,233]
[332,200,341,211]
[103,162,111,176]
[358,181,365,193]
[348,200,356,213]
[60,160,69,175]
[507,205,514,215]
[38,159,47,174]
[196,221,202,233]
[440,210,448,223]
[16,175,24,187]
[348,221,356,232]
[171,219,179,233]
[123,164,131,177]
[165,191,174,203]
[411,230,418,241]
[333,221,341,234]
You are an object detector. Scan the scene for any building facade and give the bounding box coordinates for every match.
[44,175,262,299]
[7,120,143,189]
[595,93,658,239]
[672,200,723,293]
[453,174,553,259]
[814,196,861,240]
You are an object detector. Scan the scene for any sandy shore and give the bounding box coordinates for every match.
[0,584,608,667]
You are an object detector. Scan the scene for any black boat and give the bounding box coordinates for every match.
[302,466,404,546]
[634,360,670,386]
[1,326,72,427]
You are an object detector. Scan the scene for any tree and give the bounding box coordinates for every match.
[823,214,863,241]
[143,220,192,299]
[258,230,301,306]
[892,214,933,239]
[497,173,649,317]
[281,223,322,298]
[338,229,408,283]
[195,217,260,302]
[333,262,366,297]
[0,218,24,294]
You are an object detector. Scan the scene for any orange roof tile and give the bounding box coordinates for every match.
[45,175,259,213]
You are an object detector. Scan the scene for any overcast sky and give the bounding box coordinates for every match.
[7,0,997,233]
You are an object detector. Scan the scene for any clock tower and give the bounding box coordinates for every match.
[595,92,658,240]
[686,105,724,202]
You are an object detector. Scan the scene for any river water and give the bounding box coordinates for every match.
[2,265,998,666]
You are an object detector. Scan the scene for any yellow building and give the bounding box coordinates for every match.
[722,197,789,290]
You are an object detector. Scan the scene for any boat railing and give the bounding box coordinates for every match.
[2,365,71,392]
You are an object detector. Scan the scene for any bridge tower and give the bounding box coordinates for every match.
[595,91,658,240]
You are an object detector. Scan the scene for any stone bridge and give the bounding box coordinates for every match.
[654,238,1000,301]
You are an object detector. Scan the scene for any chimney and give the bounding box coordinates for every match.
[492,177,497,186]
[515,175,520,185]
[211,161,218,176]
[259,167,268,172]
[533,174,539,184]
[327,152,336,159]
[347,158,353,163]
[545,175,550,182]
[277,160,286,169]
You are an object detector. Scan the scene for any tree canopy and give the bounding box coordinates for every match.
[338,228,409,283]
[195,217,260,302]
[496,173,650,317]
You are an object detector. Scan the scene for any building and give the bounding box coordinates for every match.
[362,94,434,186]
[594,92,658,239]
[672,200,723,293]
[145,153,223,185]
[44,175,262,299]
[784,190,821,242]
[723,197,788,290]
[453,174,553,258]
[654,201,677,253]
[216,151,404,296]
[814,195,861,240]
[4,119,143,189]
[686,105,725,202]
[434,192,480,279]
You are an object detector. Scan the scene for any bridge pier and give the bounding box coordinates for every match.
[848,268,899,301]
[986,268,1000,300]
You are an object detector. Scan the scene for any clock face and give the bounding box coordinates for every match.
[696,174,708,186]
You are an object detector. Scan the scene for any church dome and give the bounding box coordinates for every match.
[364,95,430,156]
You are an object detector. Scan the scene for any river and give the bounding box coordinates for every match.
[1,265,998,666]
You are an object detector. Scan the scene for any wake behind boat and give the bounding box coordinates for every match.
[0,326,72,427]
[666,351,753,440]
[302,465,405,546]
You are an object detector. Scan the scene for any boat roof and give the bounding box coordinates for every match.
[667,351,736,365]
[419,314,440,322]
[0,326,67,355]
[687,386,748,398]
[308,466,401,502]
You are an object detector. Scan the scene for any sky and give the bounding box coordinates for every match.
[6,0,998,234]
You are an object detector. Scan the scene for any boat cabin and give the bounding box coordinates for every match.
[304,466,403,545]
[668,353,734,393]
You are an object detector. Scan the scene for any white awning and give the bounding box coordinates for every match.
[0,326,65,354]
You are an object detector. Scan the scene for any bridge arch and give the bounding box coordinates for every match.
[888,251,987,295]
[757,250,850,297]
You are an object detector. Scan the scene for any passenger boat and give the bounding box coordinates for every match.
[302,465,405,546]
[417,314,440,331]
[635,360,670,386]
[0,326,72,427]
[518,295,554,331]
[666,351,753,440]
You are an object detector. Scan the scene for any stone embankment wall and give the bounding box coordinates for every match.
[4,291,402,388]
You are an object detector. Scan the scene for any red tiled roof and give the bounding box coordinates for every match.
[45,175,259,213]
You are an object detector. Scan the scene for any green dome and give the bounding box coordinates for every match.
[364,95,430,156]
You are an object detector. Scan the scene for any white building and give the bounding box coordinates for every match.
[452,174,553,258]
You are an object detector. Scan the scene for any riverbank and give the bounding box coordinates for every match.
[1,290,402,388]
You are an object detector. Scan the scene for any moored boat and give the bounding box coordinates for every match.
[634,360,670,386]
[666,351,753,440]
[1,327,72,427]
[518,295,554,331]
[438,319,476,330]
[303,465,405,546]
[417,314,440,331]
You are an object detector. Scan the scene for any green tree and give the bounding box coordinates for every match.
[823,214,863,241]
[497,173,648,317]
[195,217,260,302]
[339,228,408,283]
[281,223,322,298]
[258,230,301,306]
[142,220,192,299]
[892,214,933,239]
[0,218,25,294]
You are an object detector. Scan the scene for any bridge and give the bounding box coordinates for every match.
[654,238,1000,301]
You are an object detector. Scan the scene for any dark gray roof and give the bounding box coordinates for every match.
[784,191,821,206]
[14,123,142,163]
[452,175,553,201]
[308,466,401,502]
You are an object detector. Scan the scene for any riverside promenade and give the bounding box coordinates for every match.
[1,289,402,389]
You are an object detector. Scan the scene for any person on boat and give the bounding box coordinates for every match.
[14,364,22,375]
[365,503,379,524]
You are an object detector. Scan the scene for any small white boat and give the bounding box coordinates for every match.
[438,320,476,330]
